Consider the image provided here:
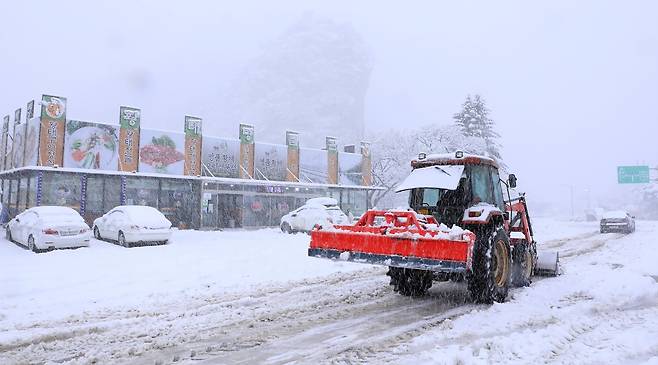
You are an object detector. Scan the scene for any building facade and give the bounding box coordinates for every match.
[0,95,378,229]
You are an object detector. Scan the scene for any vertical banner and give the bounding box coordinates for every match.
[80,175,88,216]
[0,116,8,171]
[120,176,127,205]
[118,106,141,172]
[38,95,67,167]
[361,141,372,186]
[184,116,202,176]
[36,171,44,206]
[326,136,338,184]
[26,100,35,120]
[286,131,300,182]
[239,123,255,179]
[12,108,26,169]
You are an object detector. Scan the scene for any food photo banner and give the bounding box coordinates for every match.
[184,116,202,176]
[24,117,41,167]
[201,137,240,178]
[119,106,141,172]
[12,108,26,169]
[139,129,185,175]
[5,117,15,170]
[38,94,67,167]
[64,120,119,171]
[0,116,8,171]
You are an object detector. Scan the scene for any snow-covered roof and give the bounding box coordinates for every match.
[395,165,465,192]
[29,206,79,216]
[602,211,628,219]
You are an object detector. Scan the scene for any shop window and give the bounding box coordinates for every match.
[125,176,158,207]
[18,178,28,213]
[41,172,82,211]
[27,176,37,208]
[160,179,195,229]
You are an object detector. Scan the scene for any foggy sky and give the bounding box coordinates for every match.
[1,1,657,213]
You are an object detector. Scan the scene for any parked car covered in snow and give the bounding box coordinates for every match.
[5,206,91,252]
[93,206,172,247]
[600,211,635,233]
[280,197,349,233]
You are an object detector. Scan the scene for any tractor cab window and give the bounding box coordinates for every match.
[470,165,495,206]
[491,169,506,211]
[409,176,471,226]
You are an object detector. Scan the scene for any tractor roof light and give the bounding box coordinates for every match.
[418,152,427,160]
[455,150,464,159]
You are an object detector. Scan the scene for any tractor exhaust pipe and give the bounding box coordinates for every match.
[535,251,560,276]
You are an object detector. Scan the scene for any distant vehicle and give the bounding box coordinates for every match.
[280,197,349,233]
[600,211,635,234]
[93,206,173,247]
[6,206,91,252]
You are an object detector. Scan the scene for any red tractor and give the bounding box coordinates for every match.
[309,151,558,303]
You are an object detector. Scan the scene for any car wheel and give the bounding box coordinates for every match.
[28,235,38,253]
[93,226,101,240]
[118,231,130,248]
[6,227,12,242]
[280,222,292,234]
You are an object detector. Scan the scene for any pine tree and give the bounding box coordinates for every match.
[453,94,502,161]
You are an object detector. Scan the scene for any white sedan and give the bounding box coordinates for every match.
[280,197,350,233]
[6,206,91,253]
[93,206,172,247]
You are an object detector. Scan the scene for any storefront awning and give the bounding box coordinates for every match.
[395,165,465,192]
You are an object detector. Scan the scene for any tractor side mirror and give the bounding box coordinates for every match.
[508,174,517,188]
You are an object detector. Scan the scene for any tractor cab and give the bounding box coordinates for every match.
[396,151,510,227]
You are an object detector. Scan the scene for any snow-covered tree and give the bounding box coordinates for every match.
[453,95,503,161]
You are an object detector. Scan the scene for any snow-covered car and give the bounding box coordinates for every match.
[5,206,91,252]
[93,206,172,247]
[280,197,349,233]
[600,211,635,233]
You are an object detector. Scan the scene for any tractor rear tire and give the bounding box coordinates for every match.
[387,267,433,297]
[467,226,512,303]
[512,241,534,287]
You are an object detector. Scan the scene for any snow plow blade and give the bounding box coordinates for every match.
[308,210,475,273]
[535,251,560,276]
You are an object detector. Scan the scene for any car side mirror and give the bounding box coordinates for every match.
[508,174,517,189]
[15,218,20,223]
[632,216,636,219]
[291,213,297,217]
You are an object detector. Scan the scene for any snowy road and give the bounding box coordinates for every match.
[1,219,658,364]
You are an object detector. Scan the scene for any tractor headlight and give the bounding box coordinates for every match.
[455,150,464,159]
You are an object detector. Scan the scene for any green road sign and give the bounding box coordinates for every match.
[617,165,650,184]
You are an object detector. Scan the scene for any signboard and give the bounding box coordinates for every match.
[12,108,26,168]
[617,166,650,184]
[64,120,119,170]
[201,137,240,178]
[286,131,300,182]
[24,117,41,167]
[184,116,202,176]
[239,123,255,179]
[118,106,141,172]
[338,152,363,186]
[299,147,328,184]
[38,94,67,167]
[138,129,185,175]
[255,142,287,181]
[326,136,338,184]
[26,100,35,120]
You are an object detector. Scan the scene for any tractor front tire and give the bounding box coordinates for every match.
[512,241,534,287]
[387,267,433,297]
[467,226,512,303]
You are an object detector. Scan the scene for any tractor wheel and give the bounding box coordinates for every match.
[512,241,534,287]
[387,267,433,297]
[467,226,512,303]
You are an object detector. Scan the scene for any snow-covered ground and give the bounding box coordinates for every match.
[1,218,657,364]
